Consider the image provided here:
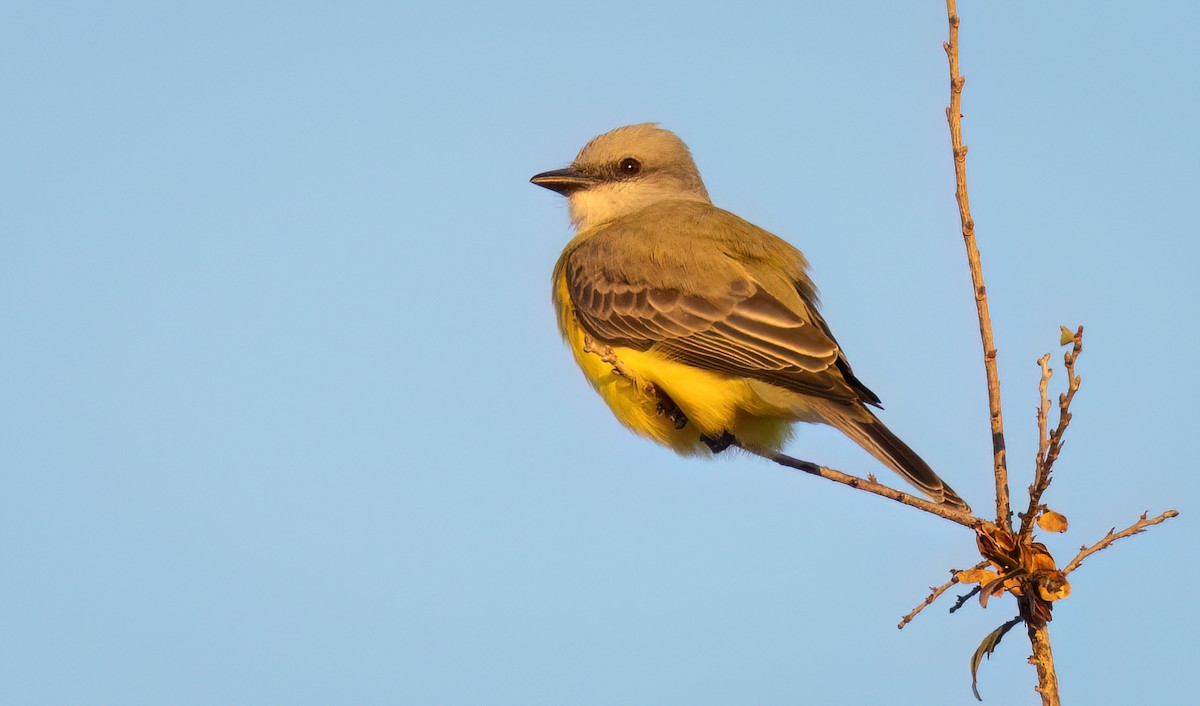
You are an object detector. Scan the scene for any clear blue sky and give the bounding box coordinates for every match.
[2,2,1195,704]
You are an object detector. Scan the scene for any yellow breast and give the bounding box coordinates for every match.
[553,274,795,455]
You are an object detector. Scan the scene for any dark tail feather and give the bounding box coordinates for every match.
[831,407,971,513]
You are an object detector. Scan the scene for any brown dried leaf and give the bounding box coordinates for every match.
[957,569,999,585]
[1025,596,1054,626]
[1024,544,1058,573]
[1038,510,1069,533]
[976,523,1020,572]
[1035,571,1072,602]
[979,574,1012,608]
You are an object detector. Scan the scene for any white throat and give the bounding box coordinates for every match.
[567,182,709,231]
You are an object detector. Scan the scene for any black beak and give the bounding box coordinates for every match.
[530,167,593,196]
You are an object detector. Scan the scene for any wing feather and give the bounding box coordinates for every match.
[557,201,881,406]
[567,268,862,403]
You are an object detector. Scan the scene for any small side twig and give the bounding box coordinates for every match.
[1031,354,1053,504]
[1020,328,1084,540]
[1063,510,1180,575]
[582,335,637,380]
[950,585,982,614]
[898,561,988,629]
[751,448,981,529]
[1043,329,1084,476]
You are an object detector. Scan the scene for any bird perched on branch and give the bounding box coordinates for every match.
[531,123,969,512]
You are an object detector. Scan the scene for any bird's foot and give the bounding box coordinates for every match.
[653,388,689,430]
[700,431,737,454]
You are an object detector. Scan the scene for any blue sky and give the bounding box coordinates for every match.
[2,1,1195,704]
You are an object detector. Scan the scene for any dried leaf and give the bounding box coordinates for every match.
[1034,570,1072,602]
[1026,595,1054,626]
[957,568,999,585]
[1024,544,1058,573]
[970,617,1022,701]
[979,574,1011,608]
[1038,510,1069,533]
[976,523,1020,571]
[1059,326,1075,346]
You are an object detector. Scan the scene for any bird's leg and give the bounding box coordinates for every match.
[700,431,738,454]
[652,387,689,430]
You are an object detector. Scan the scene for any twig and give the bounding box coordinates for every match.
[1022,354,1054,536]
[582,335,636,380]
[1020,328,1084,540]
[750,448,981,529]
[1044,329,1084,475]
[1063,510,1180,575]
[950,585,982,614]
[898,561,988,629]
[944,0,1009,527]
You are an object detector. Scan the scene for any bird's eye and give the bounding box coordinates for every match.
[618,157,642,175]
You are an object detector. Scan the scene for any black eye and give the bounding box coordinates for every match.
[618,157,641,175]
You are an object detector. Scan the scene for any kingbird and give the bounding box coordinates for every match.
[531,123,969,511]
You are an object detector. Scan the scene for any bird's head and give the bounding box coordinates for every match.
[531,123,711,230]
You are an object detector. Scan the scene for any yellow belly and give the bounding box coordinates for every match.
[555,277,798,455]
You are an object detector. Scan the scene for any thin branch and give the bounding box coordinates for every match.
[944,0,1010,526]
[1063,510,1180,575]
[1035,353,1052,475]
[582,335,638,381]
[579,336,985,530]
[1022,353,1054,536]
[898,561,988,629]
[1020,328,1085,540]
[1045,329,1084,473]
[950,585,982,614]
[747,447,981,529]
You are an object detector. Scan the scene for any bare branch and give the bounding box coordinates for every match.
[944,5,1065,703]
[1020,328,1085,540]
[1063,510,1180,575]
[749,447,981,529]
[1021,354,1054,537]
[898,561,988,629]
[580,332,984,529]
[1046,329,1084,472]
[944,0,1010,527]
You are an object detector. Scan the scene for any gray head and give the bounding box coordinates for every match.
[531,123,711,230]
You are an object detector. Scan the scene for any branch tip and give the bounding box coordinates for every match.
[1063,510,1180,575]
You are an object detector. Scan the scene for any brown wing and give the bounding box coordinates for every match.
[563,258,873,405]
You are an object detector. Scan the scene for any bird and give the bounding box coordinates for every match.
[530,123,969,512]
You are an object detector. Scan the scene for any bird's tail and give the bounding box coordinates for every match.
[827,405,971,513]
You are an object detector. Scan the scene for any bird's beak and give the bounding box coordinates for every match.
[530,167,593,196]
